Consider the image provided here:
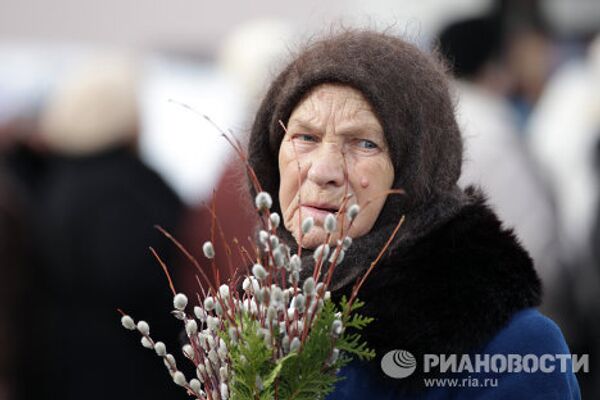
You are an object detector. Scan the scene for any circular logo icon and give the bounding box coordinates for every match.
[381,349,417,378]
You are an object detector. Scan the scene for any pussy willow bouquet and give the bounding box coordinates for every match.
[119,114,404,400]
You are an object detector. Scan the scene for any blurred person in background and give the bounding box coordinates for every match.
[527,35,600,398]
[438,3,600,395]
[437,15,567,332]
[21,53,188,400]
[491,0,557,128]
[0,85,49,400]
[594,137,600,285]
[0,165,27,400]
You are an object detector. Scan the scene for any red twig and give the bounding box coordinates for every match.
[203,192,237,282]
[150,246,177,296]
[154,225,215,294]
[210,191,220,286]
[195,275,207,299]
[169,99,263,195]
[348,214,405,308]
[233,238,255,269]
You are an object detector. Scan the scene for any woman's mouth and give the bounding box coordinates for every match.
[299,204,339,224]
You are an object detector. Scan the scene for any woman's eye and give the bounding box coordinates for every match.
[294,134,318,142]
[357,139,378,149]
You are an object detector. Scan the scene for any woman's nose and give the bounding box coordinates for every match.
[306,145,345,187]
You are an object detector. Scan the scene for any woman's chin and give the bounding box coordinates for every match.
[294,228,329,250]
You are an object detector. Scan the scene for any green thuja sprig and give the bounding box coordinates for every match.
[226,297,374,400]
[336,296,375,362]
[226,317,272,399]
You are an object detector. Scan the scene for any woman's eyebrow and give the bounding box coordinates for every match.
[336,124,383,136]
[287,118,322,133]
[288,118,382,136]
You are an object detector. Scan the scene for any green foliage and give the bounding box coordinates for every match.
[227,297,374,400]
[336,296,376,362]
[226,317,275,399]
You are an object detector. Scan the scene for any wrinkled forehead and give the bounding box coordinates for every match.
[286,83,383,133]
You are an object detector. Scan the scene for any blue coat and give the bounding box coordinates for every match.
[329,308,581,399]
[321,190,581,399]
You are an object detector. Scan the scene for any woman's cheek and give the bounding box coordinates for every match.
[279,144,296,216]
[279,172,301,239]
[282,197,297,235]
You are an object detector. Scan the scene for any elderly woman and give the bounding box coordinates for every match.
[247,31,580,399]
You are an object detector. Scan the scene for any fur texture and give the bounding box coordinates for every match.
[332,188,542,391]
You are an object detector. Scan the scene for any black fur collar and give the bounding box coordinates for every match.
[332,188,542,389]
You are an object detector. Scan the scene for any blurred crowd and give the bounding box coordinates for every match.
[437,2,600,397]
[0,0,599,398]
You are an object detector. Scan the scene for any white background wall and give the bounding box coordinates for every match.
[0,0,491,54]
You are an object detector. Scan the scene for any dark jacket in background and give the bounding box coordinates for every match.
[0,168,28,400]
[21,147,187,400]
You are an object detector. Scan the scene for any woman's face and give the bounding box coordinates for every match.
[278,84,395,249]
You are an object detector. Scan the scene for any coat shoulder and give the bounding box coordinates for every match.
[476,309,582,400]
[483,308,570,354]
